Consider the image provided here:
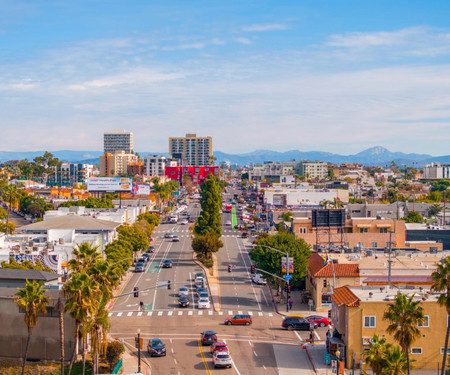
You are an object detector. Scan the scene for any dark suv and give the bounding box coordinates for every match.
[282,317,318,331]
[200,331,217,346]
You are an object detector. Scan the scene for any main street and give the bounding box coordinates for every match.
[109,197,319,375]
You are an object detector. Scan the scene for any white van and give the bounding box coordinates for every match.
[170,217,178,224]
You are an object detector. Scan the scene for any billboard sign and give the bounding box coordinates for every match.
[282,257,287,273]
[87,177,132,192]
[131,184,150,195]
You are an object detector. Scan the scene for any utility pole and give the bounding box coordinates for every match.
[388,230,393,289]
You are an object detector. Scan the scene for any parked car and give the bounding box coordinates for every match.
[164,232,174,238]
[178,287,189,297]
[225,220,232,226]
[200,331,217,346]
[195,273,205,280]
[146,246,155,253]
[224,314,252,326]
[210,342,228,356]
[252,274,267,285]
[135,262,145,273]
[214,351,232,369]
[178,296,190,308]
[137,256,148,264]
[162,259,173,268]
[306,315,331,327]
[142,253,151,262]
[196,287,208,297]
[281,317,318,331]
[198,292,209,300]
[147,338,166,357]
[198,297,211,309]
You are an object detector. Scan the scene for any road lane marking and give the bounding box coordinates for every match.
[117,312,122,317]
[174,358,177,364]
[168,311,173,316]
[315,330,320,340]
[147,311,152,316]
[248,341,252,346]
[108,313,112,317]
[253,351,258,357]
[268,313,273,317]
[178,311,183,316]
[188,311,193,315]
[137,312,142,317]
[127,312,133,317]
[294,331,303,341]
[171,348,174,353]
[197,339,212,375]
[158,311,163,316]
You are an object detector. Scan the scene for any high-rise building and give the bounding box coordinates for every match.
[99,151,139,176]
[104,129,134,154]
[143,155,167,176]
[169,133,213,166]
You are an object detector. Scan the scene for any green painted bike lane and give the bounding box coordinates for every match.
[231,205,238,227]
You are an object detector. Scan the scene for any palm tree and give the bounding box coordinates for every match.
[69,242,102,273]
[13,280,50,375]
[64,272,99,375]
[364,334,391,375]
[55,297,65,375]
[383,345,409,375]
[431,256,450,375]
[1,183,20,235]
[383,293,425,375]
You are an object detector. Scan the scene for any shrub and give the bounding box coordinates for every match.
[106,340,125,371]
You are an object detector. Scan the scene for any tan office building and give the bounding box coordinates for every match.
[99,151,139,176]
[169,133,213,166]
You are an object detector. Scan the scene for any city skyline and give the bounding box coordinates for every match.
[1,1,450,155]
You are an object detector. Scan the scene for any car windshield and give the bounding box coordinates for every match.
[205,333,215,337]
[199,298,209,302]
[217,355,230,359]
[179,287,188,291]
[152,339,163,348]
[164,260,171,264]
[199,293,208,298]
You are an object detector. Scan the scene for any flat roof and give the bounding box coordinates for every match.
[19,215,120,231]
[349,285,438,303]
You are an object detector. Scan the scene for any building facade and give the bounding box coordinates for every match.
[169,133,213,166]
[165,166,220,185]
[99,151,139,176]
[423,162,450,179]
[297,161,329,179]
[104,129,134,154]
[47,163,94,185]
[144,155,167,176]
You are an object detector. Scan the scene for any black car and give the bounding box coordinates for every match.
[163,259,173,268]
[147,338,166,357]
[241,232,249,238]
[200,331,217,346]
[147,246,155,253]
[178,296,190,308]
[281,317,318,331]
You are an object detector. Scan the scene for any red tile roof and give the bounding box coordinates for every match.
[308,253,359,278]
[331,286,360,307]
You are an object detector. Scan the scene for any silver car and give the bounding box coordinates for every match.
[178,287,189,297]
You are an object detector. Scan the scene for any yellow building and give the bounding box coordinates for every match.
[331,285,448,371]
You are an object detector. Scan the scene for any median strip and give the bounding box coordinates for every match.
[197,339,212,375]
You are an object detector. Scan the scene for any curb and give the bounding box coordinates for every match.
[192,252,221,312]
[305,345,319,374]
[268,283,285,316]
[106,270,133,311]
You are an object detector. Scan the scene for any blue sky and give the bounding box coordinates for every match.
[1,1,450,155]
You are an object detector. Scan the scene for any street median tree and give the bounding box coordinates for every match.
[192,231,223,268]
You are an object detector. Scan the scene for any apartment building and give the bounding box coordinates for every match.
[104,129,134,154]
[144,155,167,176]
[264,188,349,208]
[99,151,139,176]
[423,162,450,179]
[169,133,213,166]
[165,166,220,185]
[47,163,94,185]
[331,285,447,370]
[297,161,329,179]
[331,163,364,178]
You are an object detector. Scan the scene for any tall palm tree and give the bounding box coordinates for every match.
[383,293,425,375]
[64,272,99,375]
[364,334,391,375]
[13,280,50,375]
[431,256,450,375]
[383,345,409,375]
[69,242,102,273]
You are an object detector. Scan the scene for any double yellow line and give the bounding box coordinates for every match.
[197,339,212,375]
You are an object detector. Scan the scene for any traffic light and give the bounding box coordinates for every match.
[167,280,171,290]
[287,285,291,293]
[251,265,255,274]
[133,287,139,298]
[228,265,231,273]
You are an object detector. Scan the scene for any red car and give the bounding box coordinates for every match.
[210,342,228,356]
[306,315,330,327]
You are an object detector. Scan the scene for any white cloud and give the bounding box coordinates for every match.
[235,37,252,45]
[242,24,288,32]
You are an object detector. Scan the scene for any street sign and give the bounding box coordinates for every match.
[284,275,293,280]
[281,257,287,273]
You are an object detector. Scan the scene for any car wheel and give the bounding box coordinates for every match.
[215,365,218,368]
[320,322,326,327]
[245,321,250,326]
[287,325,294,331]
[227,321,232,325]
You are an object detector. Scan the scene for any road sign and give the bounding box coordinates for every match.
[284,275,293,280]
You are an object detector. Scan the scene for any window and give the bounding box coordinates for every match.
[411,348,422,355]
[323,280,327,287]
[371,242,378,248]
[364,316,376,327]
[359,228,368,233]
[299,227,307,234]
[441,348,450,354]
[418,316,429,327]
[380,228,388,233]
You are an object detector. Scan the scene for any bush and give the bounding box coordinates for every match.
[106,340,125,371]
[198,256,214,268]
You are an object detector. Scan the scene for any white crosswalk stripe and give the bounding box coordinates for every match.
[228,311,233,315]
[208,311,213,315]
[188,311,193,316]
[137,312,143,317]
[147,311,153,316]
[109,310,276,318]
[127,312,133,317]
[248,311,253,316]
[218,311,223,315]
[168,311,173,316]
[117,312,122,317]
[158,311,163,316]
[178,311,183,316]
[198,311,203,316]
[238,311,243,315]
[258,312,263,316]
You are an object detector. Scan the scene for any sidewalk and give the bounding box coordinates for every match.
[120,339,151,375]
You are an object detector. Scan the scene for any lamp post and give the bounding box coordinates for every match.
[137,328,141,373]
[252,244,290,312]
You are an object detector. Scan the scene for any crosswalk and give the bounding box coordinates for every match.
[109,310,274,318]
[152,229,242,238]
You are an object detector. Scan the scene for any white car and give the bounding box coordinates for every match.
[180,219,188,225]
[178,287,189,297]
[214,351,232,369]
[252,274,267,285]
[198,298,211,309]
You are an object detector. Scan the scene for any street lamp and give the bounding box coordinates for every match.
[136,328,141,374]
[252,244,291,312]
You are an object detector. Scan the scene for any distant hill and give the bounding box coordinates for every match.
[0,147,448,166]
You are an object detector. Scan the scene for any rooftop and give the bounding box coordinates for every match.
[18,215,121,231]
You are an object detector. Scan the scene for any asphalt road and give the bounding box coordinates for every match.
[109,196,320,375]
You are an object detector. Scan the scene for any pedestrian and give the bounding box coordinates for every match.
[326,329,331,338]
[139,300,144,311]
[309,330,314,344]
[288,298,293,311]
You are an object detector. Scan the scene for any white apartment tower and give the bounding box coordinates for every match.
[169,133,213,166]
[104,129,134,154]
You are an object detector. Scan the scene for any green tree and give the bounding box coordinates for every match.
[428,203,443,217]
[250,231,311,287]
[280,212,293,222]
[402,211,424,223]
[0,206,6,220]
[383,293,425,375]
[69,243,102,274]
[137,212,161,227]
[1,257,53,272]
[431,256,450,375]
[105,240,133,277]
[428,190,443,203]
[431,180,450,192]
[13,280,50,375]
[117,224,149,255]
[106,341,125,372]
[192,232,224,267]
[1,183,20,234]
[383,345,409,375]
[194,174,223,237]
[364,334,391,375]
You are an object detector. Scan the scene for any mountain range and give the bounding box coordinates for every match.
[0,147,448,166]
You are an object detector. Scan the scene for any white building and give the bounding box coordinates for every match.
[423,162,450,179]
[144,155,167,176]
[104,129,134,154]
[169,133,213,166]
[263,188,349,208]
